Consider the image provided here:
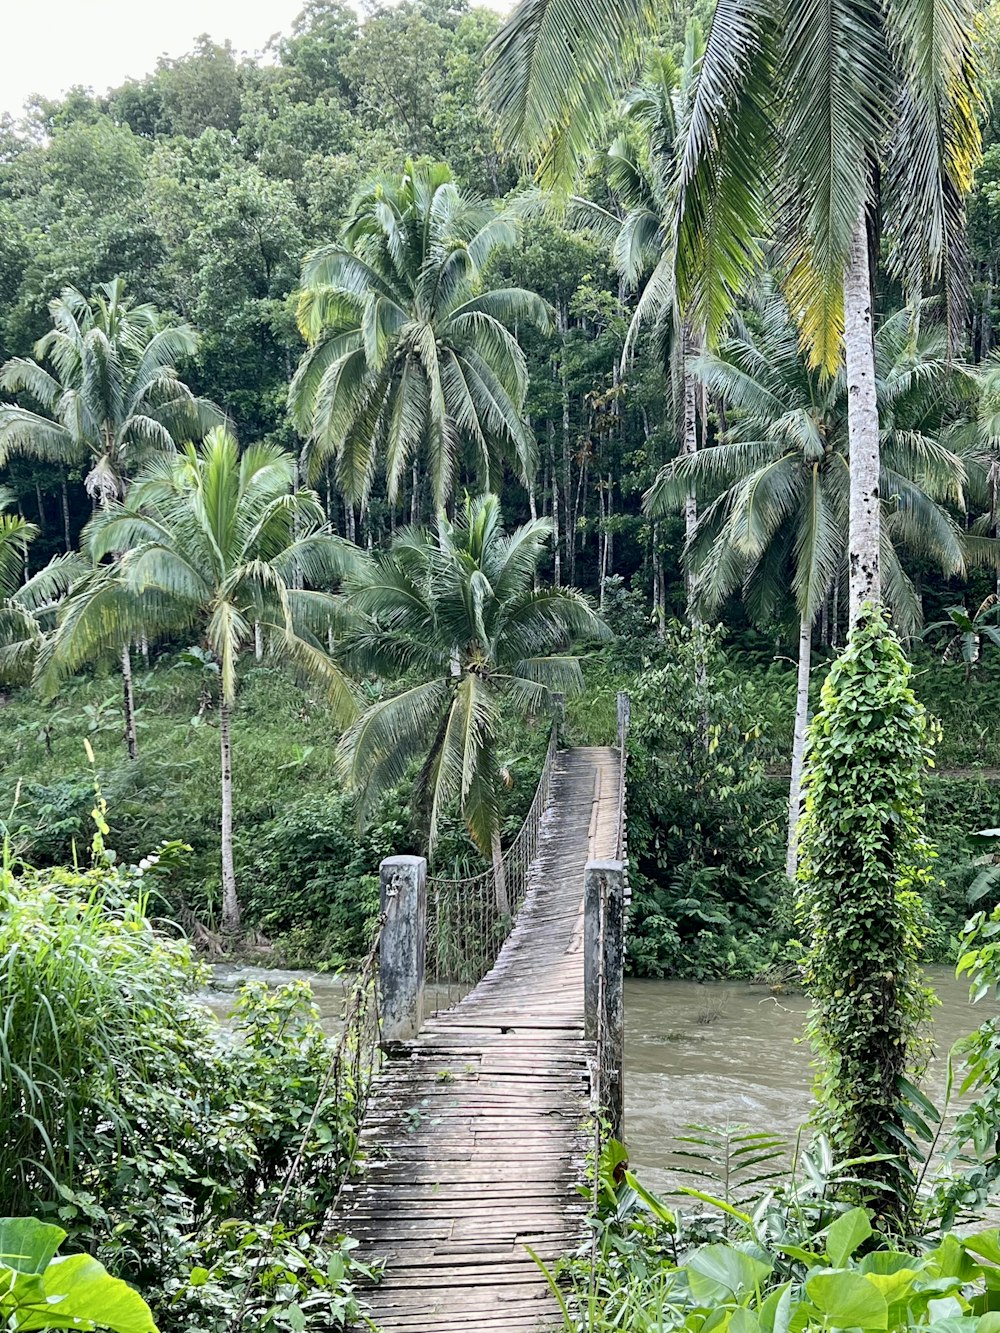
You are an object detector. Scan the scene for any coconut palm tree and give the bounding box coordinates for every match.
[42,428,359,934]
[337,493,605,908]
[0,280,221,503]
[0,488,83,689]
[570,41,705,611]
[483,0,983,626]
[290,162,551,519]
[647,292,973,876]
[0,279,223,756]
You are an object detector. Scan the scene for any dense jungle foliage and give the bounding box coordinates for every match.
[2,0,1000,973]
[10,0,1000,1328]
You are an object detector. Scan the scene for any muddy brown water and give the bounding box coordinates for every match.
[203,963,994,1201]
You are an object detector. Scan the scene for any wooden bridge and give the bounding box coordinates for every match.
[340,736,627,1332]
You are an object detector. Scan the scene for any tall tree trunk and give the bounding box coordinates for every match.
[605,473,614,578]
[844,204,881,623]
[220,698,240,935]
[61,479,71,552]
[682,327,699,618]
[491,825,510,916]
[547,421,561,586]
[254,622,264,662]
[786,612,813,879]
[121,644,138,761]
[559,302,573,584]
[831,573,840,649]
[35,483,45,531]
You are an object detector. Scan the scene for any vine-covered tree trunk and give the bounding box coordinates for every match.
[797,609,932,1228]
[220,698,240,935]
[844,204,881,623]
[121,644,138,761]
[786,612,812,879]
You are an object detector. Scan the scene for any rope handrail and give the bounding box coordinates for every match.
[425,719,560,1004]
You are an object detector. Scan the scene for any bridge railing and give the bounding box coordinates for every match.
[424,718,559,1009]
[377,713,562,1043]
[584,691,630,1146]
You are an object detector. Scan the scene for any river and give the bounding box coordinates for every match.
[204,963,993,1199]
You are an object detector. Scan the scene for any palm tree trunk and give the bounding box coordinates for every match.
[548,421,561,586]
[491,826,510,916]
[786,612,813,879]
[844,203,881,624]
[605,472,614,577]
[220,698,240,935]
[61,480,71,552]
[682,328,699,619]
[121,644,138,761]
[560,301,573,584]
[254,622,263,662]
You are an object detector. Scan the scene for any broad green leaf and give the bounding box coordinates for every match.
[826,1208,873,1267]
[15,1253,158,1333]
[0,1219,66,1275]
[965,1233,1000,1268]
[805,1270,888,1329]
[687,1244,772,1303]
[730,1309,761,1333]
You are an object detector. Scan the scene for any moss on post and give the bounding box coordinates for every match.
[797,604,933,1227]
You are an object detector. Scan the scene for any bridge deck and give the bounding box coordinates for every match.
[343,746,622,1332]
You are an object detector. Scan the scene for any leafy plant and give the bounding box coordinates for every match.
[924,597,1000,681]
[0,1217,156,1333]
[797,606,936,1227]
[550,1142,1000,1333]
[625,623,785,979]
[0,834,379,1333]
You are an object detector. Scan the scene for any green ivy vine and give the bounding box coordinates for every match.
[796,604,935,1227]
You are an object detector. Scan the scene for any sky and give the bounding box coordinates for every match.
[0,1,308,119]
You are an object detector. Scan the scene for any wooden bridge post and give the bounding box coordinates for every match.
[616,691,631,750]
[584,858,625,1141]
[379,855,427,1046]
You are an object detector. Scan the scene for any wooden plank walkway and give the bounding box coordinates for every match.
[343,746,622,1332]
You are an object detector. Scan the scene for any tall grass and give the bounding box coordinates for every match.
[0,841,205,1215]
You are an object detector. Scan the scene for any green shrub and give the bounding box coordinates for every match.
[624,624,786,979]
[0,837,377,1332]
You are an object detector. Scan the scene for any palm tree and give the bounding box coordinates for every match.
[571,43,705,611]
[43,428,359,934]
[647,291,972,876]
[0,488,82,689]
[483,0,982,626]
[0,280,221,503]
[337,493,605,909]
[0,279,223,757]
[290,162,551,519]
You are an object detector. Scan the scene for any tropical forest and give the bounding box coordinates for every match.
[6,0,1000,1328]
